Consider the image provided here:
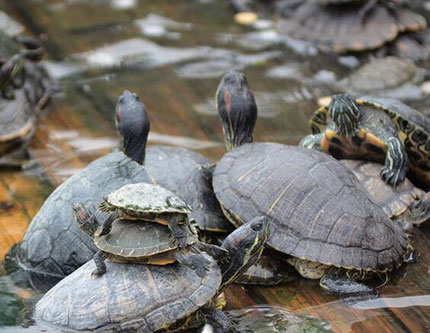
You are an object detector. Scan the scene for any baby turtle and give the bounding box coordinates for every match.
[35,217,270,332]
[342,160,430,226]
[337,57,428,99]
[212,70,410,294]
[72,203,219,278]
[301,94,430,189]
[98,182,194,249]
[277,2,426,52]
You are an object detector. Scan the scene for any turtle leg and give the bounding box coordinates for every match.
[200,306,232,333]
[319,271,377,297]
[98,212,118,236]
[299,133,324,151]
[92,250,107,277]
[309,105,329,134]
[194,241,230,263]
[380,137,409,187]
[176,252,212,278]
[408,192,430,224]
[167,214,189,249]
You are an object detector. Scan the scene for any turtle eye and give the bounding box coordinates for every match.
[251,221,262,231]
[132,93,139,101]
[118,96,125,104]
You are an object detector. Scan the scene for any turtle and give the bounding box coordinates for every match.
[97,182,195,249]
[0,33,50,166]
[337,57,429,100]
[300,94,430,190]
[12,90,153,291]
[72,203,222,278]
[34,216,270,333]
[118,90,232,237]
[342,159,430,227]
[212,69,410,294]
[276,1,427,52]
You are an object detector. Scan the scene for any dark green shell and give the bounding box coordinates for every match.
[94,219,197,258]
[145,146,232,232]
[277,3,426,52]
[213,143,408,272]
[35,257,221,332]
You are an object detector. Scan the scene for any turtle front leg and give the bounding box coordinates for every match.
[92,250,107,277]
[194,241,230,263]
[176,252,212,278]
[167,214,189,248]
[98,211,118,236]
[380,137,409,187]
[299,133,324,151]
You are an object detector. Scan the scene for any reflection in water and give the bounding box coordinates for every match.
[352,295,430,310]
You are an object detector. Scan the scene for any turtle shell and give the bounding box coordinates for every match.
[213,143,408,272]
[342,160,425,218]
[35,257,221,332]
[277,3,426,52]
[145,146,231,232]
[94,219,197,260]
[14,151,153,291]
[105,182,192,216]
[338,57,424,96]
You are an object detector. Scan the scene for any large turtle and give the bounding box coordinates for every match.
[72,203,219,278]
[301,94,430,190]
[337,57,429,100]
[212,70,410,293]
[35,216,270,332]
[277,1,427,52]
[12,91,153,291]
[342,160,430,226]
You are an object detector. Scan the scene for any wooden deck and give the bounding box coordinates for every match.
[1,1,430,332]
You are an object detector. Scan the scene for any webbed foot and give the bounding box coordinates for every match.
[177,252,212,278]
[409,192,430,224]
[299,133,323,151]
[173,235,188,249]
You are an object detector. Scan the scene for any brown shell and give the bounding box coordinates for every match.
[213,143,409,272]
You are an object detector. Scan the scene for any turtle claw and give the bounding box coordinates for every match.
[173,235,188,249]
[409,193,430,224]
[178,253,211,278]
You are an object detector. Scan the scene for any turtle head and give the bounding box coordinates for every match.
[115,90,150,165]
[328,94,360,137]
[216,69,257,151]
[72,203,99,238]
[219,216,270,291]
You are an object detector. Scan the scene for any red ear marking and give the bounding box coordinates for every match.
[224,88,231,115]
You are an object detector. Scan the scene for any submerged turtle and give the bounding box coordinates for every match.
[35,216,270,332]
[72,203,219,278]
[342,160,430,226]
[118,91,232,236]
[212,70,410,293]
[277,1,426,52]
[13,91,153,290]
[97,183,194,249]
[337,57,429,100]
[301,94,430,190]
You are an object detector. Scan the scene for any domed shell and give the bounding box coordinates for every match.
[342,160,424,218]
[35,257,221,332]
[94,219,197,258]
[145,146,232,232]
[106,183,193,214]
[213,143,408,272]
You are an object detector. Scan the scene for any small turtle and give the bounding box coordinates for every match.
[277,1,426,52]
[337,57,429,99]
[35,216,270,332]
[212,70,410,294]
[72,203,220,278]
[97,183,194,249]
[301,94,430,190]
[342,160,430,226]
